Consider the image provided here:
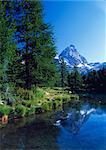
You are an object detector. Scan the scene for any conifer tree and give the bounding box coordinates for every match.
[98,68,106,92]
[13,0,57,88]
[0,1,16,99]
[60,58,68,87]
[68,67,83,92]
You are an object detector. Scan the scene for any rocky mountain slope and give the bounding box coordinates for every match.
[55,44,106,74]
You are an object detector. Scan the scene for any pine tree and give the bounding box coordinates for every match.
[86,70,98,91]
[68,67,83,92]
[84,68,106,93]
[12,0,57,88]
[0,1,16,99]
[60,58,68,87]
[97,68,106,92]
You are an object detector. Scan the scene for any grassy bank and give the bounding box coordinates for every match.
[0,87,79,120]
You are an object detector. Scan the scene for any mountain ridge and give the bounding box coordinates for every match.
[55,44,106,74]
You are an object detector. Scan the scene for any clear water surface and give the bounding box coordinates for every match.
[0,94,106,150]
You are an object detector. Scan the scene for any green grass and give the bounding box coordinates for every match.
[0,87,79,118]
[0,104,12,116]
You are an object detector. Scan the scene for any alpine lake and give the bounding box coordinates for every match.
[0,93,106,150]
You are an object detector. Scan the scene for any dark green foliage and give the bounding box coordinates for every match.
[0,0,58,105]
[68,66,106,93]
[84,68,106,93]
[98,68,106,92]
[60,58,68,87]
[68,67,83,92]
[12,0,57,88]
[86,70,98,90]
[15,104,27,117]
[0,1,17,100]
[0,0,57,94]
[0,105,12,116]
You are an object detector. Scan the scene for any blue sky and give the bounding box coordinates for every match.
[42,0,106,63]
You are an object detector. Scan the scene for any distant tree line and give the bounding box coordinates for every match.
[60,58,106,93]
[82,68,106,93]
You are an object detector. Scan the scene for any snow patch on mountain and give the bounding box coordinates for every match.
[54,44,106,74]
[55,55,59,60]
[59,45,88,67]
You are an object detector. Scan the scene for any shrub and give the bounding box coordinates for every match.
[15,104,26,117]
[34,88,45,99]
[54,95,62,101]
[0,104,12,116]
[42,101,52,111]
[16,87,34,100]
[26,106,35,116]
[62,94,70,102]
[35,106,43,113]
[70,94,79,100]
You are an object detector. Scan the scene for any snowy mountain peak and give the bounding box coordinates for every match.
[54,44,106,74]
[69,44,76,51]
[59,44,88,66]
[62,44,77,55]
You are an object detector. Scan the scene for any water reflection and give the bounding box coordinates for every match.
[54,102,97,135]
[54,101,106,150]
[0,98,106,150]
[0,115,59,150]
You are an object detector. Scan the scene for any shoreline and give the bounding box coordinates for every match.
[0,87,79,124]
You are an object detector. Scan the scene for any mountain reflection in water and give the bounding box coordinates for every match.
[0,97,106,150]
[55,101,106,150]
[54,103,96,134]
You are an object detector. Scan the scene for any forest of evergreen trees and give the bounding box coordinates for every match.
[60,60,106,93]
[0,0,59,100]
[0,0,105,104]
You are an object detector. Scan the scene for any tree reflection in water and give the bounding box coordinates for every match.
[0,99,106,150]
